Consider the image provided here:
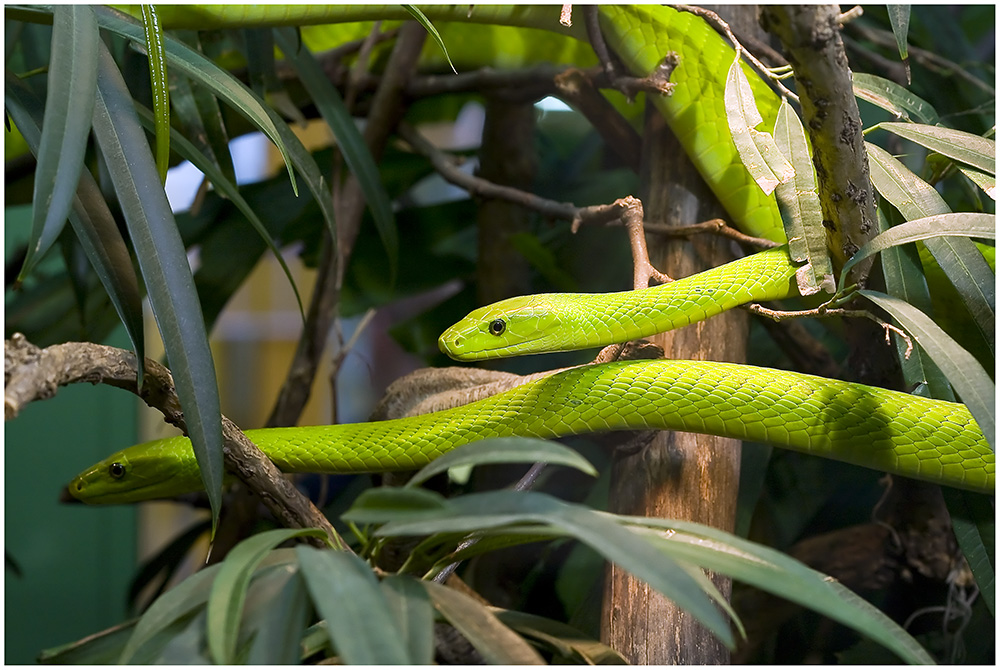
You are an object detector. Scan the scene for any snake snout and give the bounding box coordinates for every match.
[60,485,82,504]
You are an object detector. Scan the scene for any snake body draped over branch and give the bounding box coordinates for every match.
[64,5,993,503]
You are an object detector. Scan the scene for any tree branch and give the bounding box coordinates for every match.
[4,334,345,549]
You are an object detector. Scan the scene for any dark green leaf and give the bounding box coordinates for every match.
[878,122,996,175]
[424,580,545,664]
[403,5,458,73]
[853,73,937,124]
[274,28,397,277]
[5,71,146,386]
[492,609,628,664]
[20,5,98,282]
[350,490,736,648]
[119,565,221,663]
[93,5,298,193]
[941,488,995,616]
[838,212,996,293]
[134,102,305,320]
[859,289,994,451]
[92,41,224,528]
[381,575,435,665]
[621,516,934,664]
[886,6,911,66]
[139,5,170,182]
[244,565,312,664]
[296,547,410,664]
[959,167,996,200]
[128,519,212,611]
[405,438,597,488]
[207,528,327,664]
[168,70,237,187]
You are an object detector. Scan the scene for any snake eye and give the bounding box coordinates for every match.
[488,318,506,336]
[109,462,126,479]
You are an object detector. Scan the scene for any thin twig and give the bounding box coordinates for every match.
[644,218,780,249]
[746,303,913,356]
[673,4,800,103]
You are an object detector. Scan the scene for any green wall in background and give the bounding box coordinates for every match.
[6,204,139,662]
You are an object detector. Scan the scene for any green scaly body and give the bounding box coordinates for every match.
[63,6,993,504]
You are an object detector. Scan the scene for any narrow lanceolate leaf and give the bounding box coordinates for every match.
[245,566,311,665]
[351,490,736,648]
[403,5,458,74]
[941,487,995,616]
[862,147,995,351]
[5,72,146,387]
[859,289,994,452]
[273,28,397,278]
[93,5,298,194]
[380,575,435,665]
[405,438,597,488]
[624,517,934,664]
[878,122,996,175]
[169,70,237,188]
[119,565,222,663]
[134,103,305,320]
[875,207,953,401]
[492,609,628,664]
[295,547,411,664]
[140,5,170,183]
[20,5,98,282]
[886,5,911,80]
[424,580,545,665]
[206,528,327,664]
[838,212,996,293]
[852,73,938,124]
[91,42,225,529]
[772,98,832,295]
[724,57,794,196]
[960,167,996,200]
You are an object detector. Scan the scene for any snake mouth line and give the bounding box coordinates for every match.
[443,333,553,360]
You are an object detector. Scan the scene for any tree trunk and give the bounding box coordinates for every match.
[601,7,763,663]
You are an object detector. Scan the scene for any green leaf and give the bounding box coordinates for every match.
[19,5,98,282]
[886,6,911,66]
[40,620,138,664]
[878,122,996,175]
[168,67,237,187]
[852,73,937,124]
[134,102,305,320]
[381,575,435,665]
[350,490,736,648]
[343,487,450,525]
[724,56,793,196]
[866,144,995,352]
[960,167,996,200]
[423,580,545,664]
[128,519,212,610]
[295,546,411,664]
[858,289,994,451]
[620,516,935,665]
[403,5,458,74]
[492,609,628,664]
[838,212,996,293]
[273,28,397,278]
[119,565,221,663]
[875,206,953,400]
[405,438,597,488]
[244,565,312,664]
[206,528,326,664]
[139,5,170,183]
[91,41,225,529]
[93,5,298,194]
[5,72,146,386]
[772,97,832,295]
[941,488,995,616]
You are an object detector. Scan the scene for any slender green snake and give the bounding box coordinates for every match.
[63,6,993,503]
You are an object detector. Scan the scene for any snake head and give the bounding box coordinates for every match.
[64,436,203,505]
[439,294,586,360]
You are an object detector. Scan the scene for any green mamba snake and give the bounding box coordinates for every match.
[66,245,992,502]
[62,6,993,502]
